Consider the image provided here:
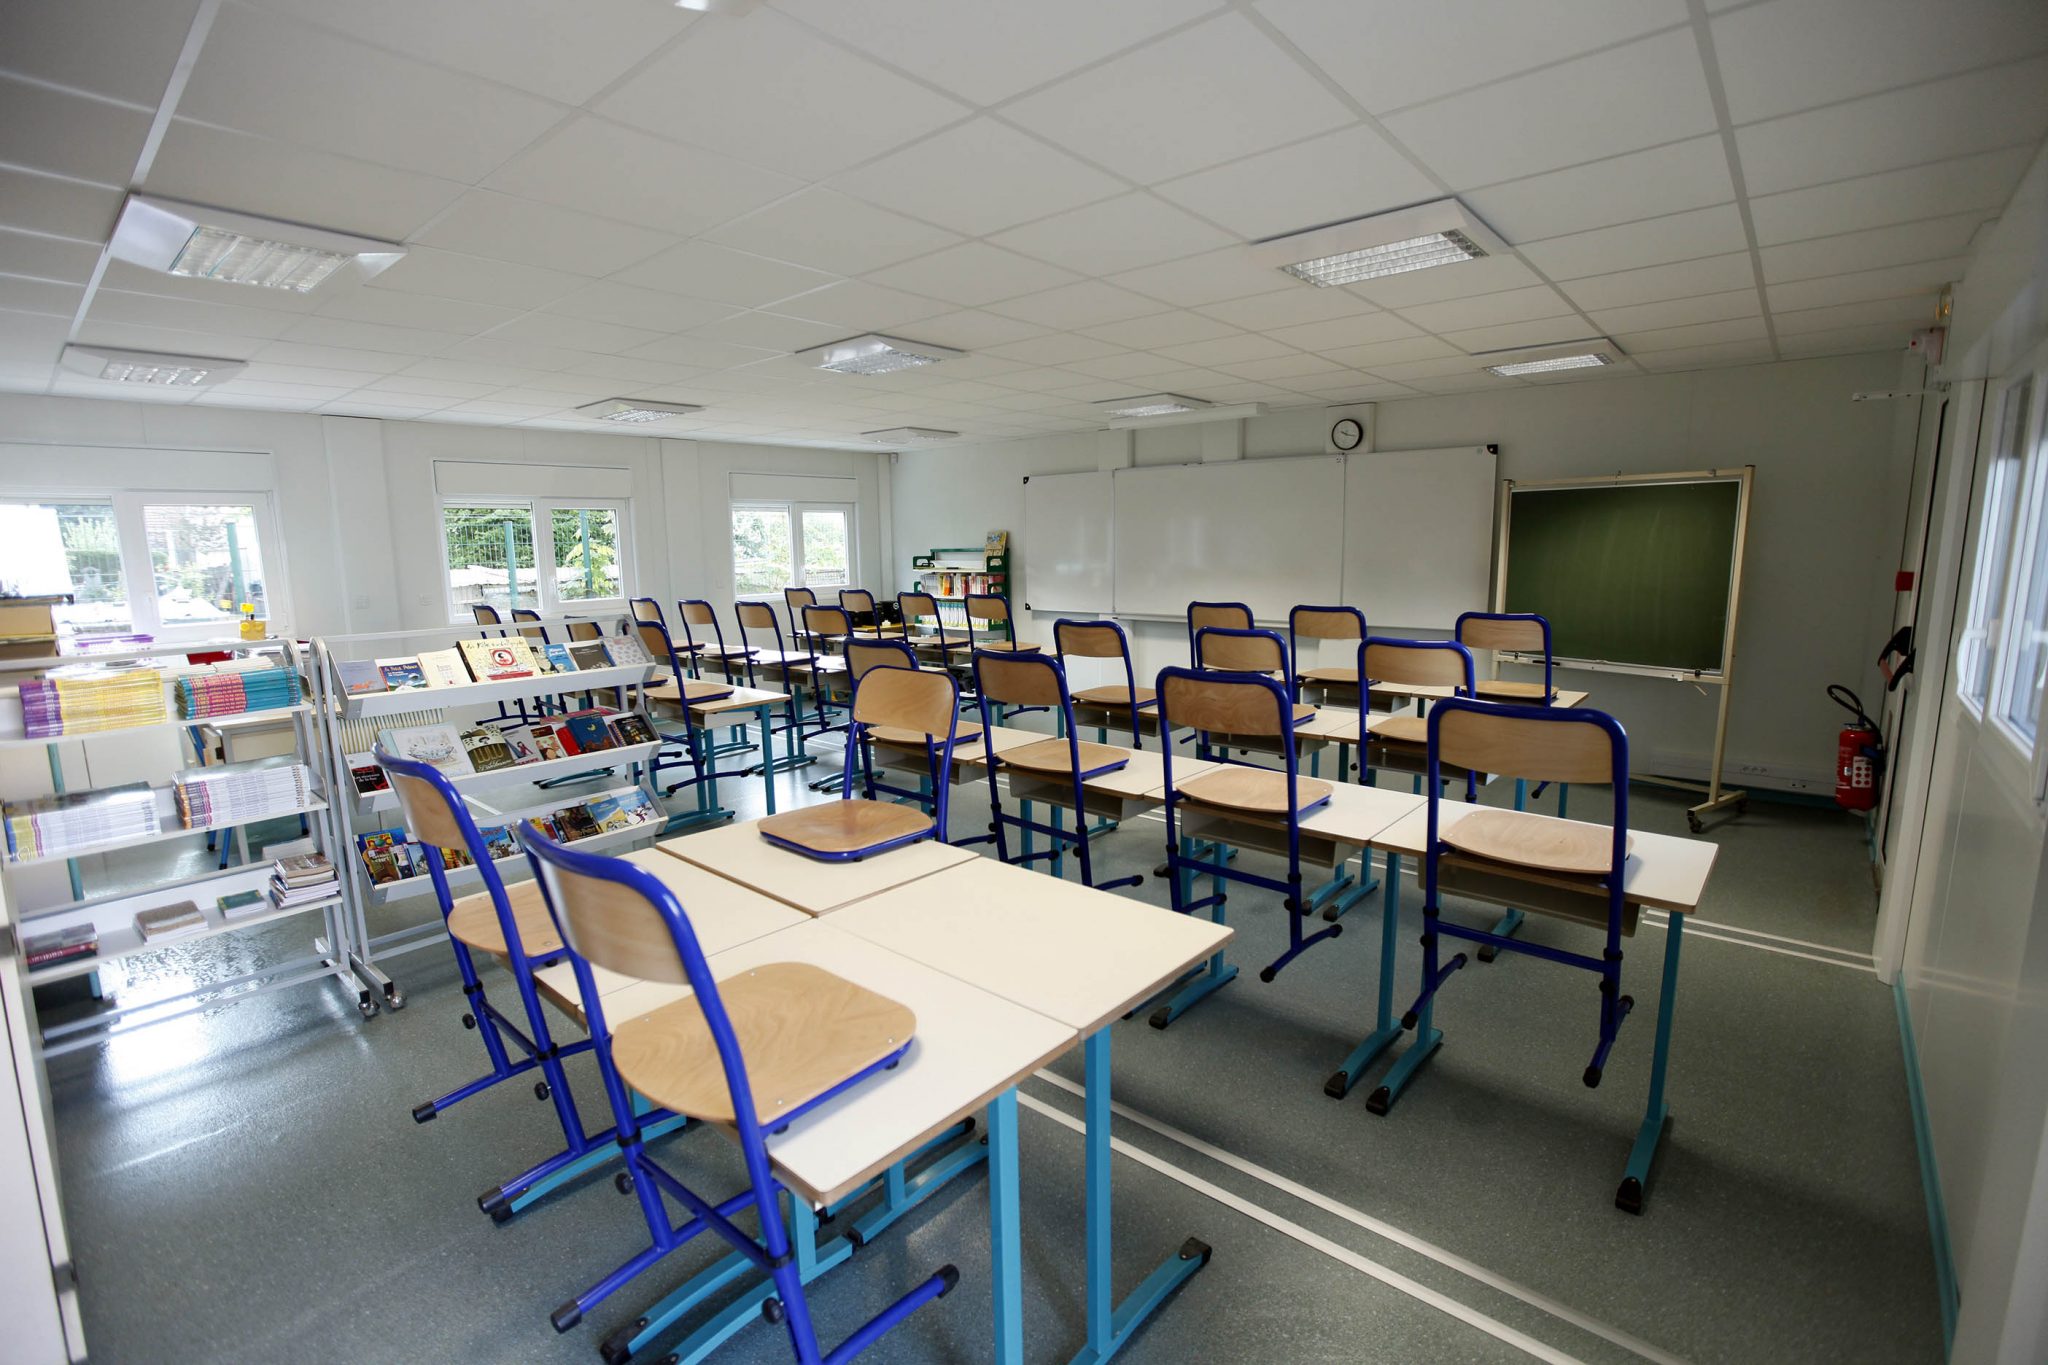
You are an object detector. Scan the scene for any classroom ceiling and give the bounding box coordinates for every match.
[0,0,2044,447]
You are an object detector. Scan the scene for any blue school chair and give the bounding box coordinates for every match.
[520,825,958,1351]
[734,599,827,773]
[1185,600,1252,661]
[1456,611,1557,704]
[1055,618,1156,749]
[629,617,712,798]
[1290,604,1366,706]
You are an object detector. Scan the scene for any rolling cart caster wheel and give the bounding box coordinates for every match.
[461,1012,476,1029]
[1324,1072,1349,1099]
[387,989,406,1010]
[534,1080,551,1101]
[1258,967,1277,983]
[614,1171,634,1195]
[359,998,379,1019]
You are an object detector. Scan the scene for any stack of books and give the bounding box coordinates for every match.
[173,663,302,719]
[135,901,207,943]
[19,664,168,738]
[23,924,99,971]
[269,851,338,909]
[173,762,317,830]
[355,787,661,887]
[3,783,162,861]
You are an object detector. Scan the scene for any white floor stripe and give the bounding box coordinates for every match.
[1029,1072,1690,1365]
[1015,1092,1598,1365]
[1639,910,1872,965]
[1638,917,1875,974]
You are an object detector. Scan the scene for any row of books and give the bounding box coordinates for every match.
[268,850,337,910]
[336,633,656,697]
[18,664,167,738]
[355,708,660,792]
[354,786,661,885]
[174,662,302,719]
[3,783,160,861]
[173,762,317,829]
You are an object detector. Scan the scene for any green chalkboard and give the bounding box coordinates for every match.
[1502,479,1743,673]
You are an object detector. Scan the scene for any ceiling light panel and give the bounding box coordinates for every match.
[863,427,959,443]
[1251,198,1508,289]
[1485,352,1612,376]
[577,397,705,422]
[798,333,965,375]
[108,194,405,293]
[1093,393,1212,418]
[60,344,246,387]
[1283,229,1487,287]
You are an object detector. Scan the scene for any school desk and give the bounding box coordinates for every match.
[832,856,1233,1364]
[1346,800,1717,1212]
[657,820,974,916]
[646,680,792,822]
[957,735,1220,876]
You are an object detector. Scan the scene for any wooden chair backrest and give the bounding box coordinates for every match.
[384,766,470,851]
[899,591,939,620]
[841,589,877,612]
[1188,602,1251,634]
[846,640,918,681]
[1199,629,1284,674]
[471,603,503,627]
[1055,620,1124,660]
[534,853,688,986]
[804,605,853,637]
[566,619,603,641]
[1160,673,1286,737]
[1364,641,1469,688]
[1435,708,1615,786]
[966,594,1009,624]
[679,599,716,627]
[510,609,546,644]
[853,666,956,735]
[1292,606,1362,640]
[1458,615,1546,653]
[736,601,778,631]
[632,619,675,667]
[785,587,817,611]
[630,599,663,624]
[977,653,1064,708]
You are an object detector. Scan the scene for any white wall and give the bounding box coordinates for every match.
[891,351,1909,792]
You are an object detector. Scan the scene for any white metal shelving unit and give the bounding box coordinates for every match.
[0,637,365,1056]
[310,616,662,1014]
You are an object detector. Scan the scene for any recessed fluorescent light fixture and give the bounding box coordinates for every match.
[1475,339,1621,378]
[1094,393,1212,418]
[60,344,245,387]
[577,398,705,423]
[799,334,964,376]
[1485,352,1612,377]
[862,427,959,444]
[1250,199,1507,288]
[107,194,405,293]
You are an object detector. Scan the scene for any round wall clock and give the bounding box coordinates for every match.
[1331,417,1365,451]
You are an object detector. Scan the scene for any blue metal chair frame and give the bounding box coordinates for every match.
[1361,636,1479,803]
[963,592,1046,719]
[734,600,821,778]
[1054,617,1155,751]
[972,649,1141,893]
[839,640,946,817]
[1289,603,1365,699]
[1456,610,1556,704]
[900,590,971,663]
[839,588,901,637]
[1185,600,1252,661]
[376,745,672,1222]
[677,598,756,757]
[629,617,717,807]
[520,827,959,1352]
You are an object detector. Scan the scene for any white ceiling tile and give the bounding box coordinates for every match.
[477,312,667,355]
[1519,204,1750,280]
[365,247,586,311]
[315,285,525,334]
[1153,124,1440,241]
[253,339,414,373]
[905,309,1052,351]
[484,116,803,238]
[991,194,1234,277]
[402,357,568,388]
[830,119,1125,238]
[1364,354,1489,382]
[1051,352,1189,382]
[1196,286,1376,332]
[1154,334,1298,366]
[688,311,846,354]
[0,274,82,318]
[0,229,101,285]
[1399,284,1577,333]
[1254,0,1688,114]
[596,9,968,181]
[437,336,602,372]
[1345,255,1542,308]
[704,189,960,277]
[1748,148,2035,245]
[89,289,302,339]
[560,355,708,386]
[416,191,676,277]
[1772,294,1940,336]
[1381,30,1717,189]
[1004,13,1353,184]
[866,242,1080,308]
[1631,339,1777,371]
[74,320,272,361]
[179,6,567,183]
[1560,252,1759,310]
[478,387,614,408]
[1441,318,1607,354]
[1215,353,1358,382]
[984,334,1131,366]
[1265,312,1422,352]
[0,166,122,243]
[611,241,839,308]
[1775,322,1915,359]
[774,281,952,332]
[772,0,1222,105]
[1759,213,1990,285]
[1612,315,1768,352]
[626,334,783,371]
[1765,258,1970,312]
[1289,379,1418,402]
[1314,335,1461,369]
[1399,372,1522,395]
[243,0,697,105]
[1735,58,2048,196]
[206,379,350,402]
[1109,249,1293,307]
[1463,136,1734,244]
[0,0,201,103]
[544,281,738,334]
[1200,380,1301,402]
[0,76,152,185]
[1081,310,1241,351]
[1712,0,2048,124]
[1587,289,1760,334]
[990,282,1172,330]
[359,374,499,400]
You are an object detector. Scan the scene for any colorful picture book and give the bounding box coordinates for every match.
[377,723,470,778]
[377,657,428,690]
[563,711,615,753]
[336,660,388,696]
[609,713,659,747]
[347,753,390,796]
[459,637,538,682]
[356,829,411,885]
[459,725,517,773]
[604,633,654,667]
[418,648,470,688]
[542,642,575,673]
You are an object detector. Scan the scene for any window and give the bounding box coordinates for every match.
[1994,382,2048,748]
[440,498,629,622]
[732,501,855,598]
[1958,380,2032,712]
[0,493,282,643]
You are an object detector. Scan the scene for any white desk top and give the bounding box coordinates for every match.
[830,857,1231,1035]
[1369,802,1717,913]
[943,723,1050,767]
[659,819,975,916]
[1168,770,1420,850]
[1368,682,1590,710]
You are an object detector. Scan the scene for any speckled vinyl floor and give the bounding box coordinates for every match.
[38,722,1932,1364]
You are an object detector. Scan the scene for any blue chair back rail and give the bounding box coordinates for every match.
[973,649,1141,892]
[1053,618,1155,749]
[900,590,970,660]
[1456,611,1556,704]
[1192,627,1310,763]
[374,744,619,1220]
[1359,636,1478,800]
[1155,667,1343,987]
[629,617,713,798]
[520,825,957,1351]
[1185,600,1252,659]
[630,597,666,629]
[677,598,752,679]
[1290,604,1366,703]
[839,639,947,813]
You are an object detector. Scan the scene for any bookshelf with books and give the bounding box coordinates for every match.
[0,638,365,1055]
[311,616,665,1013]
[906,531,1011,632]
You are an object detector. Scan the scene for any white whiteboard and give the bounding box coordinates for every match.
[1113,456,1345,621]
[1021,470,1113,613]
[1347,445,1497,633]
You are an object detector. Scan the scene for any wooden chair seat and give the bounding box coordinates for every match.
[647,678,737,705]
[756,799,933,855]
[1074,684,1157,706]
[976,641,1040,654]
[1300,666,1358,683]
[446,879,563,960]
[867,722,981,747]
[999,737,1130,777]
[1475,679,1550,700]
[1442,808,1632,876]
[1178,767,1333,817]
[611,962,915,1125]
[1367,714,1428,745]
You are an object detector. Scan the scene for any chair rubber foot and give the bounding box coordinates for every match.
[847,1227,867,1250]
[1365,1086,1393,1116]
[614,1170,634,1194]
[1178,1237,1213,1266]
[1583,1065,1603,1089]
[599,1331,635,1365]
[1399,1010,1418,1030]
[1324,1072,1349,1099]
[1615,1176,1644,1215]
[1258,967,1277,983]
[534,1080,551,1101]
[761,1297,785,1325]
[551,1302,582,1333]
[936,1264,961,1296]
[479,1189,512,1223]
[412,1101,437,1124]
[1477,946,1499,963]
[460,1012,477,1029]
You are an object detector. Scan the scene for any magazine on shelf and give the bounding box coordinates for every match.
[458,637,538,682]
[555,805,601,841]
[542,642,575,673]
[501,727,541,765]
[562,711,615,753]
[459,725,517,773]
[335,660,388,696]
[347,753,390,795]
[377,657,429,690]
[377,723,471,778]
[135,900,207,943]
[356,829,410,885]
[603,633,653,667]
[275,851,335,886]
[217,889,267,921]
[586,787,660,833]
[23,924,99,969]
[523,723,567,761]
[608,712,658,747]
[566,641,611,671]
[417,648,470,688]
[478,825,517,861]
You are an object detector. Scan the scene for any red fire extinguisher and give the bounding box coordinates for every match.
[1829,684,1882,812]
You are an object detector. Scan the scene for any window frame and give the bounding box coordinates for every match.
[731,498,858,600]
[1990,371,2048,762]
[438,496,633,624]
[1956,377,2032,718]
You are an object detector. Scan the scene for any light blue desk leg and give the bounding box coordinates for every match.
[756,705,776,815]
[1617,914,1683,1214]
[1481,778,1529,957]
[1144,838,1238,1027]
[1326,852,1409,1098]
[1021,799,1035,863]
[1364,853,1445,1114]
[989,1087,1024,1365]
[1072,1029,1209,1364]
[1558,782,1570,819]
[1051,805,1066,880]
